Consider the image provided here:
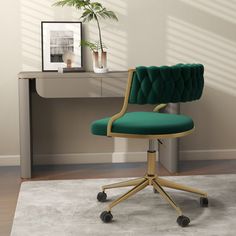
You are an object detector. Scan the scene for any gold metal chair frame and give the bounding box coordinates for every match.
[99,69,208,225]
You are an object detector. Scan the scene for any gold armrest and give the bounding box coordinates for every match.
[107,112,125,137]
[153,104,167,112]
[107,69,135,136]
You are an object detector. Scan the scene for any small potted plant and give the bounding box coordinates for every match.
[53,0,118,73]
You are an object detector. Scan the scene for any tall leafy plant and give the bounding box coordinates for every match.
[53,0,118,53]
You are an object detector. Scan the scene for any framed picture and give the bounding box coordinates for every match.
[41,21,83,72]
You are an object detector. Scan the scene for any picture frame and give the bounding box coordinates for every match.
[41,21,83,72]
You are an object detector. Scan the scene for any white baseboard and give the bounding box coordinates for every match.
[0,152,147,166]
[0,155,20,166]
[34,152,147,165]
[1,149,236,166]
[180,149,236,161]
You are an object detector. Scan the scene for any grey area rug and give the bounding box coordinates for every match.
[11,175,236,236]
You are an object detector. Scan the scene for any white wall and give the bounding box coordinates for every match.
[0,1,21,164]
[0,0,236,165]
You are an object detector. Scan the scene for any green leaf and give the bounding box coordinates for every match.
[53,0,91,10]
[81,12,95,22]
[80,40,97,51]
[81,9,92,18]
[90,2,102,10]
[97,8,118,21]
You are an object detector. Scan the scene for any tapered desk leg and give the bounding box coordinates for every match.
[159,103,180,173]
[18,79,32,179]
[159,139,179,173]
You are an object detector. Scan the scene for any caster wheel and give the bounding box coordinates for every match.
[100,211,113,223]
[97,191,107,202]
[153,187,159,194]
[177,215,190,227]
[200,197,208,207]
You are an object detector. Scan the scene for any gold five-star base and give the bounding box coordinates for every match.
[100,150,207,217]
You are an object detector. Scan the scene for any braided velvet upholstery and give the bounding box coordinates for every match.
[128,64,204,104]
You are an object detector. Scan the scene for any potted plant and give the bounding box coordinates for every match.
[53,0,118,73]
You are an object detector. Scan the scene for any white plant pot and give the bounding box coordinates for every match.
[92,51,108,73]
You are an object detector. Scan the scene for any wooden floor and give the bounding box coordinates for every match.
[1,160,236,235]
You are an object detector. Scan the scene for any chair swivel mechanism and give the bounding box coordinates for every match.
[91,64,208,227]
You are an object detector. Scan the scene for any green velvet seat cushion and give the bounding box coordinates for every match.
[91,112,194,136]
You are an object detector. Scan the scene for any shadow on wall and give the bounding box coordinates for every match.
[166,16,236,97]
[180,0,236,24]
[20,0,54,70]
[166,1,236,97]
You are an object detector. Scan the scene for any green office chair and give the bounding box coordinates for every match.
[91,64,208,227]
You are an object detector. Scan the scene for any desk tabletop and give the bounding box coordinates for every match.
[18,71,129,80]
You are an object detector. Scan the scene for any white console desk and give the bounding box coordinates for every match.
[18,71,179,178]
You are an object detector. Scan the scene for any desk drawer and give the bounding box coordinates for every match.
[36,78,102,98]
[102,77,127,97]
